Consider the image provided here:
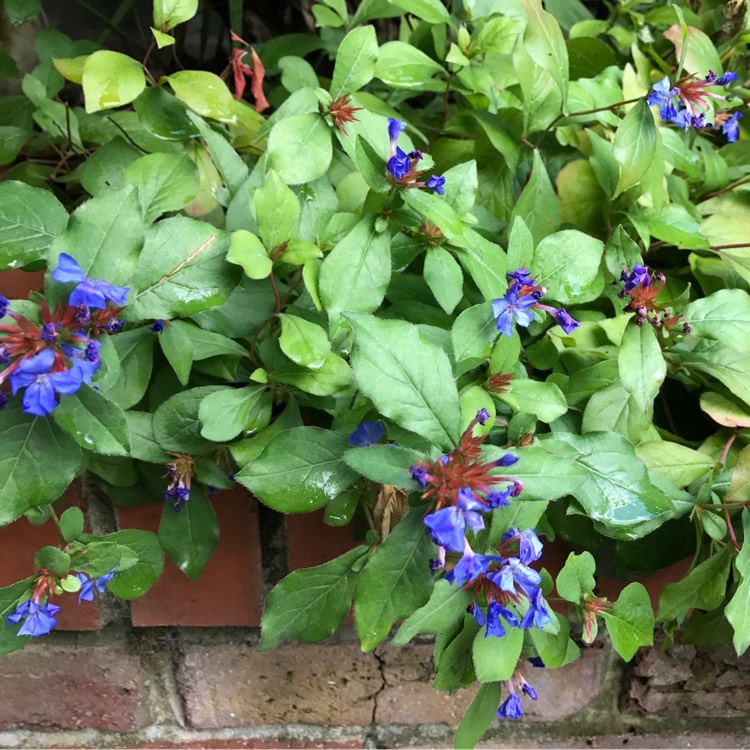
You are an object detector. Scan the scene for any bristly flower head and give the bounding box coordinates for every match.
[327,95,364,137]
[619,265,690,332]
[385,118,445,195]
[493,269,579,337]
[646,71,741,139]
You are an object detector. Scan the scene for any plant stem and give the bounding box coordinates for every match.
[702,176,750,199]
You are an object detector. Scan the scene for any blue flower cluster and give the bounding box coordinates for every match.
[0,254,129,417]
[647,71,742,141]
[348,420,385,447]
[493,269,579,337]
[386,118,445,194]
[7,567,118,638]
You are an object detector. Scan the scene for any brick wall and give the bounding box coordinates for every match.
[1,478,749,748]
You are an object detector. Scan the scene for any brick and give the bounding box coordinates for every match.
[0,269,44,298]
[0,645,149,732]
[179,642,380,728]
[475,734,750,749]
[376,644,477,725]
[0,481,100,631]
[286,510,358,570]
[136,742,363,749]
[121,487,263,627]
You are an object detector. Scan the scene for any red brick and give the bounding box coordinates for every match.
[121,487,263,626]
[597,556,692,610]
[136,742,363,749]
[0,480,100,631]
[0,645,149,731]
[0,268,45,298]
[179,642,380,728]
[286,510,358,570]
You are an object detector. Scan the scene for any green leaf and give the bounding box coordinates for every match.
[279,56,319,92]
[109,327,155,410]
[520,0,569,104]
[159,321,193,386]
[726,510,750,654]
[618,321,666,412]
[392,579,473,645]
[255,169,300,250]
[530,229,604,306]
[601,582,654,661]
[635,441,713,487]
[0,578,35,655]
[454,682,503,750]
[153,385,224,453]
[687,290,750,353]
[343,445,423,488]
[167,71,236,122]
[319,216,391,324]
[198,386,268,442]
[125,412,170,463]
[498,379,568,423]
[424,247,464,315]
[510,150,561,245]
[587,129,619,199]
[354,509,435,652]
[663,24,722,77]
[158,485,218,580]
[236,427,358,512]
[375,41,446,89]
[82,51,146,113]
[49,186,144,292]
[391,0,451,23]
[124,152,200,223]
[126,217,239,321]
[53,386,131,456]
[330,25,379,99]
[604,225,642,279]
[643,204,708,250]
[60,507,85,542]
[4,0,41,26]
[556,551,596,603]
[0,401,82,527]
[543,432,676,539]
[153,0,198,31]
[105,529,164,600]
[702,391,750,428]
[259,546,369,651]
[279,314,331,369]
[268,114,332,185]
[657,545,734,622]
[34,546,71,577]
[432,615,479,691]
[472,625,524,682]
[227,230,273,280]
[79,137,141,196]
[613,99,656,196]
[675,342,750,410]
[0,181,68,270]
[272,352,356,396]
[451,303,498,371]
[529,613,578,669]
[347,313,461,451]
[151,27,175,48]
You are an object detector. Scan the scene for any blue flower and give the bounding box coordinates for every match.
[502,528,543,564]
[620,265,650,294]
[0,345,10,366]
[494,454,519,468]
[410,465,428,488]
[40,323,60,343]
[521,679,538,701]
[492,286,537,337]
[722,112,743,143]
[426,175,445,195]
[484,600,519,637]
[647,76,678,121]
[423,488,486,551]
[529,656,545,668]
[9,349,84,416]
[520,587,552,629]
[497,693,524,719]
[715,71,738,86]
[387,118,407,152]
[77,566,118,604]
[52,253,130,310]
[387,147,410,180]
[476,408,491,425]
[0,391,7,410]
[61,342,101,386]
[0,295,8,318]
[150,320,165,333]
[507,268,534,286]
[348,420,385,447]
[486,489,511,508]
[445,544,500,586]
[550,308,579,334]
[489,557,542,597]
[7,600,61,637]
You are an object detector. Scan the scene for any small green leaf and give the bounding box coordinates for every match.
[279,314,331,369]
[424,247,464,315]
[618,320,666,412]
[375,41,446,89]
[330,25,379,99]
[153,0,198,31]
[510,150,560,245]
[267,114,333,185]
[255,169,300,251]
[34,547,71,577]
[82,51,146,113]
[198,386,268,442]
[556,551,596,603]
[60,507,85,542]
[159,321,194,386]
[472,625,524,682]
[167,71,236,122]
[150,27,176,48]
[454,682,503,750]
[601,582,654,661]
[613,99,656,196]
[227,230,273,279]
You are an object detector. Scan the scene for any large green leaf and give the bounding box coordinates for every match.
[0,401,82,526]
[510,149,560,245]
[520,0,569,104]
[260,545,369,651]
[278,314,331,369]
[347,313,462,451]
[0,578,36,655]
[613,99,656,196]
[105,529,164,600]
[454,682,503,750]
[82,51,146,113]
[375,41,445,89]
[126,216,239,321]
[726,511,750,655]
[167,71,236,122]
[330,25,379,99]
[354,509,435,651]
[0,181,68,270]
[618,320,666,412]
[53,385,131,456]
[472,624,524,682]
[267,114,333,185]
[235,427,358,512]
[158,485,219,581]
[153,385,224,453]
[198,386,269,442]
[601,582,654,661]
[686,290,750,352]
[153,0,198,31]
[344,444,423,488]
[255,169,300,251]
